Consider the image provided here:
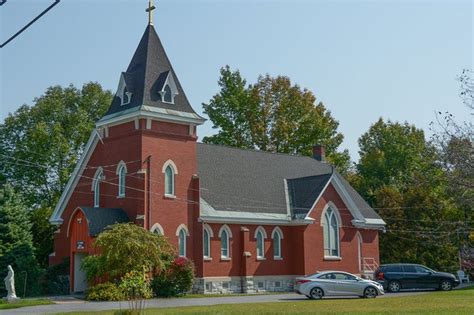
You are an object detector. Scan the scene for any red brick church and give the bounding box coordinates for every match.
[49,18,385,293]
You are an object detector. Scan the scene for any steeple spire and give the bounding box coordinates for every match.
[146,0,156,26]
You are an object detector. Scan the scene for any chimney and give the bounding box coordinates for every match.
[312,145,326,162]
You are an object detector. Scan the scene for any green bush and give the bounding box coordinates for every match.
[152,257,195,297]
[85,282,124,301]
[42,257,70,295]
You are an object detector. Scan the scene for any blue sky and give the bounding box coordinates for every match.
[1,0,472,160]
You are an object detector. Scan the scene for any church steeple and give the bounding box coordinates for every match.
[99,24,205,126]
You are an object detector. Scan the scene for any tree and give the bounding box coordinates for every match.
[82,223,175,282]
[354,119,462,270]
[430,69,474,272]
[203,66,351,174]
[0,184,42,296]
[0,82,113,267]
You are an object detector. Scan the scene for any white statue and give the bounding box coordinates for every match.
[4,265,19,302]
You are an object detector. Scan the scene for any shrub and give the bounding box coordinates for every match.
[119,271,152,314]
[85,282,124,301]
[152,257,195,297]
[42,257,70,295]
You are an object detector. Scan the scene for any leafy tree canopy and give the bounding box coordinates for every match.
[0,82,113,208]
[203,66,351,174]
[354,118,462,270]
[0,82,112,267]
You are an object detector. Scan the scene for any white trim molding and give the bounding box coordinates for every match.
[254,226,268,239]
[161,159,178,174]
[271,226,284,239]
[203,223,214,238]
[175,224,190,236]
[50,133,99,224]
[218,224,233,238]
[150,223,164,235]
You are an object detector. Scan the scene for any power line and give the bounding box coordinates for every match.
[1,0,61,48]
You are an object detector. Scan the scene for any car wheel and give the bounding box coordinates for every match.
[309,287,324,300]
[440,280,453,291]
[388,280,401,293]
[363,286,378,298]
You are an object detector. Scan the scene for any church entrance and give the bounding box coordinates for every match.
[73,252,88,292]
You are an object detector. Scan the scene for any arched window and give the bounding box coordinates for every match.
[271,227,283,259]
[163,84,172,103]
[116,161,127,197]
[203,229,210,258]
[178,229,187,257]
[176,224,189,257]
[221,230,229,258]
[255,226,267,259]
[92,168,103,208]
[219,225,232,259]
[162,160,178,197]
[203,224,213,259]
[151,223,164,236]
[122,87,129,104]
[322,206,340,257]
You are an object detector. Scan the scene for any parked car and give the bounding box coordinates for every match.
[374,263,460,292]
[295,271,385,299]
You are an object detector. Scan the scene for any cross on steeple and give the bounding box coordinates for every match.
[146,0,156,26]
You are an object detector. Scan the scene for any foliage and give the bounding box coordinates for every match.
[0,82,113,267]
[29,206,56,267]
[83,223,174,281]
[85,282,125,301]
[429,69,474,273]
[0,184,43,297]
[354,118,462,271]
[152,257,195,297]
[119,271,153,314]
[42,257,70,296]
[203,66,351,174]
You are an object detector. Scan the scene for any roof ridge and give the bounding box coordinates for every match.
[197,142,328,163]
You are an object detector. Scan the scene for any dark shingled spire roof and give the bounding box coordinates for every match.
[103,25,201,117]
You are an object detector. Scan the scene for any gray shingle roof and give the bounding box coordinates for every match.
[196,143,381,220]
[104,25,199,117]
[80,207,130,236]
[287,174,333,219]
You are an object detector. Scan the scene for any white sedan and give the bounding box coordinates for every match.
[295,271,385,299]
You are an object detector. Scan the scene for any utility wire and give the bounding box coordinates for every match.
[1,0,60,48]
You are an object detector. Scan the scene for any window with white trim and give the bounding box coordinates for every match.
[221,229,229,258]
[323,207,340,257]
[178,228,187,257]
[272,229,282,259]
[165,165,174,196]
[163,84,172,103]
[256,230,265,259]
[203,228,210,258]
[93,168,103,208]
[117,162,126,197]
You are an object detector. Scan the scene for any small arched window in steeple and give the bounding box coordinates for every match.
[121,87,131,105]
[163,84,172,103]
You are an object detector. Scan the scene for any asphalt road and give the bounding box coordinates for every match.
[0,290,435,315]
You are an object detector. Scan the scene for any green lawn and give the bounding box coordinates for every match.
[58,287,474,315]
[0,298,52,310]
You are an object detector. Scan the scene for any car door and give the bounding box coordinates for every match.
[316,273,338,295]
[402,265,420,289]
[332,273,359,295]
[414,265,437,288]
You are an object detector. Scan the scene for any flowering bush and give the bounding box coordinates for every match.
[152,257,195,297]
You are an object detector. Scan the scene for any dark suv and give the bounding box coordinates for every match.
[375,263,460,292]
